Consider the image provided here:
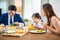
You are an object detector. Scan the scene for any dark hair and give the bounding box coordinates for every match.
[8,5,17,11]
[32,13,41,19]
[43,3,58,26]
[0,8,2,17]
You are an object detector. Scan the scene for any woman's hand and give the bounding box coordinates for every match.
[41,22,47,28]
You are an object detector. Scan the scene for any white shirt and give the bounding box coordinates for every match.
[8,14,14,25]
[33,20,43,28]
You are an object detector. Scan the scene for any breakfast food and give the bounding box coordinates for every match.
[8,25,15,29]
[5,30,15,34]
[5,29,28,34]
[0,26,4,29]
[15,29,27,34]
[3,29,28,37]
[35,30,44,33]
[27,25,34,30]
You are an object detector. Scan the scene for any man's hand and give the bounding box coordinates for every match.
[13,22,20,26]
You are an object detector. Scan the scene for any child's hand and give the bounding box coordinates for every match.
[41,22,47,28]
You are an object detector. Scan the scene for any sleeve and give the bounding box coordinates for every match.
[0,17,1,24]
[18,14,25,26]
[0,14,4,24]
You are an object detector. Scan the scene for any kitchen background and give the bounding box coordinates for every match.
[0,0,60,23]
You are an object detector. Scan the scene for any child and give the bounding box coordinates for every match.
[32,13,43,30]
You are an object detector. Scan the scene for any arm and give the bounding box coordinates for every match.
[0,14,4,24]
[34,26,41,30]
[34,26,44,30]
[18,14,25,26]
[13,14,25,26]
[46,16,60,34]
[32,23,44,30]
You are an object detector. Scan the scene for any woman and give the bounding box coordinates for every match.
[42,3,60,34]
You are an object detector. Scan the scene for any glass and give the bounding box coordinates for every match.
[16,23,24,29]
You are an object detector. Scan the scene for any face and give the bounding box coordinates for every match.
[42,9,46,16]
[8,10,15,16]
[32,17,40,23]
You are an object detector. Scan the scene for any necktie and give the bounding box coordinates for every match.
[10,16,12,24]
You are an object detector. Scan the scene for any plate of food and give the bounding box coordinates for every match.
[29,30,46,34]
[5,30,15,34]
[3,29,28,37]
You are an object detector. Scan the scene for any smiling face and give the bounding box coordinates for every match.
[32,16,40,23]
[8,10,15,16]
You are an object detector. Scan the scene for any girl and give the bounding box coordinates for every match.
[32,13,43,30]
[42,3,60,34]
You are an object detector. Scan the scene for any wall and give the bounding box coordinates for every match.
[23,0,41,20]
[41,0,49,23]
[41,0,60,23]
[0,0,8,14]
[49,0,60,18]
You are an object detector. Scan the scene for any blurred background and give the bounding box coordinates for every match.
[0,0,60,23]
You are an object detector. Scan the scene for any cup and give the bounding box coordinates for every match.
[16,23,24,29]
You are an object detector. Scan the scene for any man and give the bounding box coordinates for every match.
[0,5,24,25]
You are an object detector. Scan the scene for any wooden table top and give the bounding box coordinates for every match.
[0,33,60,40]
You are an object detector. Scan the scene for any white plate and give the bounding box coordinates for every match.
[5,30,15,34]
[3,30,28,37]
[29,30,46,34]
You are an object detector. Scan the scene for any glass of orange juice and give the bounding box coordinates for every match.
[27,24,34,30]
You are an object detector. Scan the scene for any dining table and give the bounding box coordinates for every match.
[0,32,60,40]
